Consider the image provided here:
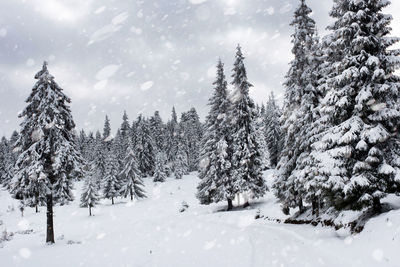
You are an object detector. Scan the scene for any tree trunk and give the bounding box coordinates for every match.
[112,197,114,205]
[130,187,133,201]
[298,197,304,214]
[89,205,92,216]
[227,199,233,211]
[46,194,55,244]
[373,198,382,213]
[35,204,38,213]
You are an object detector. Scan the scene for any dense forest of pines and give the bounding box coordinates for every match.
[1,0,400,244]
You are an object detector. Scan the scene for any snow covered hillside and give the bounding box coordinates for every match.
[0,171,399,267]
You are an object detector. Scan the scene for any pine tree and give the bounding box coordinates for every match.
[174,137,188,179]
[103,115,111,141]
[229,45,267,208]
[166,107,179,167]
[0,137,8,186]
[197,60,233,208]
[103,148,122,205]
[12,62,83,243]
[179,108,203,171]
[255,105,270,170]
[149,111,166,152]
[310,0,400,212]
[153,151,167,182]
[92,131,107,190]
[120,111,131,139]
[274,0,318,213]
[134,115,155,177]
[119,146,146,201]
[264,92,282,168]
[80,167,100,216]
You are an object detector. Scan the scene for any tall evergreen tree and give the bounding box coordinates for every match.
[174,137,188,180]
[310,0,400,212]
[120,111,131,139]
[134,115,155,177]
[119,146,146,201]
[179,108,203,172]
[264,92,282,168]
[197,60,233,208]
[92,131,107,190]
[229,45,267,208]
[103,115,111,140]
[149,111,166,152]
[103,147,122,205]
[274,0,318,213]
[166,107,179,167]
[12,62,83,243]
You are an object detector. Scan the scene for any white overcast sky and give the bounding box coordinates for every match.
[0,0,400,137]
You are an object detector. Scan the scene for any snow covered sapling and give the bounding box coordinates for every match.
[119,147,146,201]
[12,62,83,244]
[153,151,167,182]
[80,170,99,216]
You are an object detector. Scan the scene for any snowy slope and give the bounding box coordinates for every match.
[0,171,399,267]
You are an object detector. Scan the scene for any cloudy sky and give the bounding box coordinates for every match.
[1,0,400,137]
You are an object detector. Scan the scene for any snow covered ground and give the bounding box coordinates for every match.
[0,170,399,267]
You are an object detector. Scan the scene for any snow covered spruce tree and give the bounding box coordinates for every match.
[92,131,107,190]
[310,0,400,212]
[174,137,188,179]
[179,108,203,171]
[80,167,99,216]
[150,111,166,152]
[153,151,167,182]
[255,104,270,170]
[134,115,155,177]
[274,0,318,214]
[229,45,267,208]
[264,92,282,168]
[120,111,131,139]
[119,146,146,201]
[197,59,233,208]
[103,145,123,205]
[166,107,179,169]
[12,62,83,243]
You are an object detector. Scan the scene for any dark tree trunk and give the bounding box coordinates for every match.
[46,194,55,244]
[227,199,233,211]
[298,197,304,214]
[89,205,92,216]
[130,187,133,201]
[373,198,382,213]
[282,205,290,215]
[35,204,38,213]
[112,197,114,205]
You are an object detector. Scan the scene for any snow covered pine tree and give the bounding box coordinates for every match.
[103,144,123,205]
[80,166,100,216]
[153,151,167,182]
[310,0,400,212]
[229,45,267,208]
[197,59,233,209]
[274,0,318,214]
[12,62,83,243]
[119,146,146,200]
